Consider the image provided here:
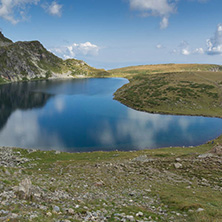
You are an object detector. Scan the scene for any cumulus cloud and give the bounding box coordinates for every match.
[181,48,190,55]
[206,24,222,55]
[156,43,165,49]
[51,42,100,59]
[0,0,39,24]
[44,1,62,17]
[173,40,191,55]
[156,44,162,49]
[193,47,204,54]
[129,0,176,29]
[128,0,210,29]
[172,40,204,56]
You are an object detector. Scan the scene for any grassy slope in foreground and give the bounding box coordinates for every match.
[0,135,222,222]
[111,64,222,117]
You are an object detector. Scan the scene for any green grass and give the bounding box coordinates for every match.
[2,134,220,221]
[113,71,222,117]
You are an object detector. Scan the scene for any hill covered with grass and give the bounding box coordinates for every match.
[110,63,222,118]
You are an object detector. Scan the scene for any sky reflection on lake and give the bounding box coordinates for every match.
[0,78,222,152]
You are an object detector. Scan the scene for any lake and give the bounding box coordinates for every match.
[0,78,222,152]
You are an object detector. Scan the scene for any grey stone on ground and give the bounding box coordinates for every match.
[174,163,182,169]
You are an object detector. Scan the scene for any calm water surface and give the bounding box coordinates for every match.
[0,78,222,152]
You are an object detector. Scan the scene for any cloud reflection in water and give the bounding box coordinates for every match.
[0,110,64,150]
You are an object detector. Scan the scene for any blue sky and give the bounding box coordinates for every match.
[0,0,222,69]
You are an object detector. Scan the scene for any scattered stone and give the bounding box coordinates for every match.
[196,208,204,212]
[53,205,60,212]
[15,178,32,200]
[0,210,9,215]
[136,212,143,217]
[198,153,214,159]
[46,212,52,217]
[210,145,222,155]
[30,214,38,220]
[174,163,182,169]
[94,181,104,186]
[4,169,11,176]
[68,208,75,215]
[133,155,153,162]
[126,215,134,221]
[175,158,181,162]
[11,213,19,219]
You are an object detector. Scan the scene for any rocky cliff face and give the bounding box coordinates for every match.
[0,32,108,82]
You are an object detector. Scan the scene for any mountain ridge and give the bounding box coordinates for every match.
[0,32,109,83]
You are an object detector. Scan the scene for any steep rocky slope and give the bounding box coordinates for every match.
[0,32,108,82]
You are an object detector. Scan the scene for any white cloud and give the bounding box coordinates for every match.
[181,48,190,55]
[129,0,176,29]
[160,16,169,29]
[172,40,204,56]
[193,47,204,54]
[52,42,100,59]
[128,0,210,29]
[45,1,62,17]
[206,24,222,55]
[0,0,39,24]
[156,44,163,49]
[172,40,190,55]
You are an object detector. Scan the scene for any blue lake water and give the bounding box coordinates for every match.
[0,78,222,152]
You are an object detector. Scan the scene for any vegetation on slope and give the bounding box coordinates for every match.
[0,32,109,82]
[111,64,222,117]
[110,63,222,77]
[0,136,222,221]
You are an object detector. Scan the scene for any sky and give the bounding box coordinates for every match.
[0,0,222,70]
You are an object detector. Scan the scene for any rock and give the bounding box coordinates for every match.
[175,158,181,162]
[174,163,182,169]
[39,205,48,210]
[68,208,75,215]
[46,212,52,217]
[15,178,32,200]
[94,181,104,186]
[198,153,214,159]
[11,213,19,218]
[30,214,38,220]
[126,215,134,221]
[210,145,222,155]
[133,155,153,162]
[196,208,204,212]
[129,191,136,196]
[136,212,143,217]
[53,205,60,212]
[0,210,9,215]
[4,169,11,175]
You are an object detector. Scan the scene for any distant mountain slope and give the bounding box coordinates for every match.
[0,32,109,82]
[110,63,222,78]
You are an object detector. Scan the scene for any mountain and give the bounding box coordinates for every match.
[0,32,109,82]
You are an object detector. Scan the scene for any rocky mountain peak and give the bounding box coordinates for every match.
[0,32,13,46]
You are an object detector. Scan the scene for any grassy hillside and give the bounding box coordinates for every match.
[111,64,222,117]
[63,59,110,77]
[110,63,222,77]
[1,135,222,221]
